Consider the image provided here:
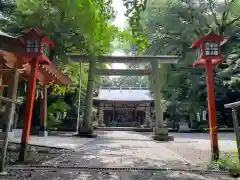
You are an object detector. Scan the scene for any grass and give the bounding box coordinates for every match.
[209,152,240,178]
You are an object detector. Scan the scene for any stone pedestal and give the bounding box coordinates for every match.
[152,127,174,141]
[98,123,105,127]
[77,125,97,138]
[38,131,48,137]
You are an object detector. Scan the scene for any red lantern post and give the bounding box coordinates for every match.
[191,32,224,161]
[17,29,54,161]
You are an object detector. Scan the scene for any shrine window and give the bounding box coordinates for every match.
[26,39,40,53]
[205,42,219,56]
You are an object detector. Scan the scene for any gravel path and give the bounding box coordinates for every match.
[2,169,234,180]
[160,141,211,166]
[1,131,237,180]
[0,142,64,165]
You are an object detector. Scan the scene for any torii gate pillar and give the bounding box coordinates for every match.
[78,57,97,137]
[151,61,173,141]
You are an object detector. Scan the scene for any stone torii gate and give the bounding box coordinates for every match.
[70,54,179,141]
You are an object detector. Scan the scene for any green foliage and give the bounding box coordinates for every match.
[123,0,149,53]
[102,76,149,87]
[209,152,240,177]
[0,0,141,131]
[52,62,89,95]
[0,0,133,96]
[135,0,240,125]
[47,100,69,128]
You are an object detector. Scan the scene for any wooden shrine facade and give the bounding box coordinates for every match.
[93,87,154,127]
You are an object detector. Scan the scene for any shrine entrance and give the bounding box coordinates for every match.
[114,108,144,127]
[93,88,153,127]
[70,54,179,141]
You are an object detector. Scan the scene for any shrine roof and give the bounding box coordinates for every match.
[0,30,14,38]
[93,88,154,102]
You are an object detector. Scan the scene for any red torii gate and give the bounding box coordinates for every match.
[0,29,71,168]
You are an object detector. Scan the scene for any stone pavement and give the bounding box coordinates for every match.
[43,131,192,169]
[4,131,236,179]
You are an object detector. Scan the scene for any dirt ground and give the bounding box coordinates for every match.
[0,142,66,165]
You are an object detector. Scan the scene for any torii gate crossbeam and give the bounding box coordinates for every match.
[95,69,152,76]
[69,55,179,63]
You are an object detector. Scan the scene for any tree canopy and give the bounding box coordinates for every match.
[0,0,133,128]
[113,0,240,126]
[0,0,135,94]
[138,0,240,125]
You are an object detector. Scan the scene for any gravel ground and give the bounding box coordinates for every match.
[1,169,235,180]
[0,142,65,165]
[0,131,237,180]
[160,141,211,165]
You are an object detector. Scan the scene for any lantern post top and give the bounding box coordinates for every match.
[18,28,54,47]
[191,32,224,49]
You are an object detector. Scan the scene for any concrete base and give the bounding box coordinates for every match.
[76,127,97,138]
[178,122,190,132]
[152,127,174,141]
[152,134,174,141]
[153,126,168,134]
[12,129,22,137]
[38,131,48,137]
[0,129,14,140]
[75,132,97,138]
[98,123,105,127]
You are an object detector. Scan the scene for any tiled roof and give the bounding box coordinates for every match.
[93,88,153,101]
[0,30,15,38]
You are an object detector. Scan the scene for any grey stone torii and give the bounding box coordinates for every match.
[70,54,179,140]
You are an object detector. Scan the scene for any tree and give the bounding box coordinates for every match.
[136,0,240,126]
[0,0,132,130]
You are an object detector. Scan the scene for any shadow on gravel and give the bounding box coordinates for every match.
[4,132,235,180]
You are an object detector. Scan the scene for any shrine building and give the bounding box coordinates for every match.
[93,87,154,127]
